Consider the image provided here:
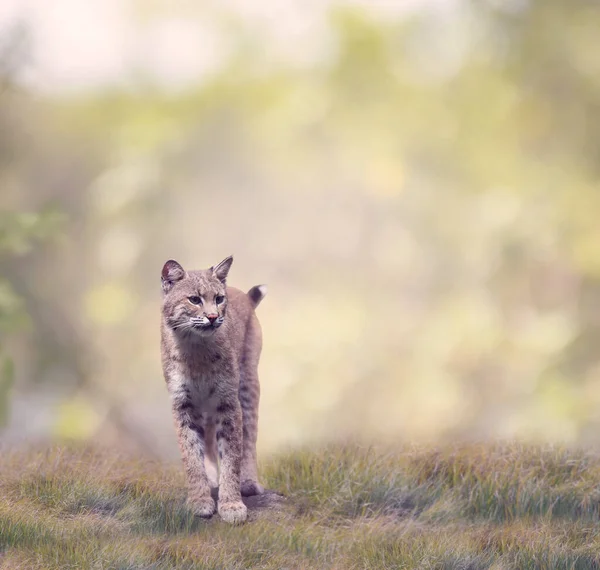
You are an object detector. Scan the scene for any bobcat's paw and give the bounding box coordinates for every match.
[218,500,248,524]
[241,479,265,497]
[187,496,216,518]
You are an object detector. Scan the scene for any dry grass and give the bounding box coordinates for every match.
[2,441,600,569]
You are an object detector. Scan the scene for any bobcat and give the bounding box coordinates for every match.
[160,255,266,524]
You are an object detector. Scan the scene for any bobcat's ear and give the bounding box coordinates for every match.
[211,255,233,284]
[161,260,185,294]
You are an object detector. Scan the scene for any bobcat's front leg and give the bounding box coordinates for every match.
[172,403,215,518]
[216,401,247,524]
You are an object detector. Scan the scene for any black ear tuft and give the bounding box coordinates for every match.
[161,260,185,294]
[211,255,233,284]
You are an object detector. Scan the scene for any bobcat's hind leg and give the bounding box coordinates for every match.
[239,316,264,497]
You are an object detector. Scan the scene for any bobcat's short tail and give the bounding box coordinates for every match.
[247,284,267,308]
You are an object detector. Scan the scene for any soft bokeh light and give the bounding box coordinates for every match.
[2,0,600,458]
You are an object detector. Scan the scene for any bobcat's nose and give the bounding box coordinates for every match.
[207,314,218,324]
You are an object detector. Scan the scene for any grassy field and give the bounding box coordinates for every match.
[2,441,600,569]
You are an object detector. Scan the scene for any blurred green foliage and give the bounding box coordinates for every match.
[0,25,65,427]
[2,0,600,450]
[0,208,64,426]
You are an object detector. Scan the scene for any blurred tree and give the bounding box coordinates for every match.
[0,24,64,427]
[0,210,63,427]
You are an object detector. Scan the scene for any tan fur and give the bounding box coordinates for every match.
[160,256,266,524]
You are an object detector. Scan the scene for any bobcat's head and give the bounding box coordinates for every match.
[161,256,233,338]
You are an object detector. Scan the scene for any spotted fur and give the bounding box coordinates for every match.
[160,256,266,524]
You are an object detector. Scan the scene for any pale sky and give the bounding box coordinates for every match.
[0,0,457,92]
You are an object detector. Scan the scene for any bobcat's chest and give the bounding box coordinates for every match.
[186,373,220,411]
[166,345,236,418]
[170,363,232,414]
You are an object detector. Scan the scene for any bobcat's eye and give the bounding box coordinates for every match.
[188,296,202,305]
[215,295,225,305]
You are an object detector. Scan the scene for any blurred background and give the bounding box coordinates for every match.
[2,0,600,459]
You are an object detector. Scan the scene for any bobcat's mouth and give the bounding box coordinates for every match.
[189,317,223,333]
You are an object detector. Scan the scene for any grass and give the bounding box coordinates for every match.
[2,442,600,569]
